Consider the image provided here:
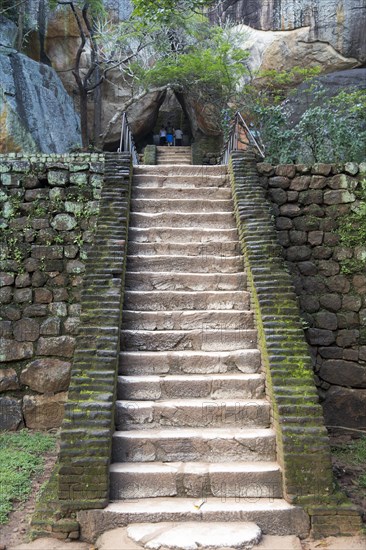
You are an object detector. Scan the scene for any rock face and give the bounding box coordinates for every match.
[236,25,359,77]
[284,69,366,125]
[0,22,81,153]
[213,0,366,64]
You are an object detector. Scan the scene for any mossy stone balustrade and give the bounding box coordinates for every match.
[229,150,362,537]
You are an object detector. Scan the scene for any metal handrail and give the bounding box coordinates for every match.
[118,111,139,165]
[221,111,265,164]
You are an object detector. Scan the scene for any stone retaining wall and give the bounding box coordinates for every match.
[257,161,366,433]
[0,153,104,431]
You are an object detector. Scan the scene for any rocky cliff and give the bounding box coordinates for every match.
[213,0,366,64]
[0,16,81,154]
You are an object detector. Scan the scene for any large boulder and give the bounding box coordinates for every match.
[283,69,366,125]
[0,41,81,153]
[213,0,366,64]
[233,24,359,78]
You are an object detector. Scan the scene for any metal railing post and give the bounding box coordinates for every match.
[117,111,139,165]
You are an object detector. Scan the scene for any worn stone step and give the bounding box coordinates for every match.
[127,241,241,257]
[121,329,257,352]
[126,255,243,273]
[115,399,270,429]
[123,290,249,311]
[132,175,229,188]
[134,165,227,176]
[125,272,246,292]
[131,187,232,200]
[126,521,264,550]
[128,227,238,244]
[117,373,265,400]
[119,350,262,375]
[80,499,309,538]
[110,461,282,499]
[131,198,233,213]
[130,212,235,228]
[112,427,276,462]
[121,309,253,330]
[158,160,192,165]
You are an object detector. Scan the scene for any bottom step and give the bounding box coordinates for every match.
[78,498,310,541]
[127,521,262,549]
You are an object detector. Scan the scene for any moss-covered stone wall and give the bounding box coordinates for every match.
[0,153,104,431]
[257,161,366,434]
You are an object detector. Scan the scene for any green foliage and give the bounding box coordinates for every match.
[333,436,366,465]
[338,179,366,275]
[240,68,366,164]
[0,430,56,524]
[49,0,105,16]
[132,0,213,23]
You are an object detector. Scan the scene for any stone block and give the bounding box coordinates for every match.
[13,318,40,342]
[48,171,69,186]
[308,231,323,246]
[275,165,296,178]
[34,288,53,303]
[0,368,19,391]
[323,386,366,430]
[36,336,75,357]
[51,213,77,231]
[0,286,13,304]
[23,392,67,428]
[311,164,332,176]
[324,190,355,204]
[307,329,335,346]
[257,163,274,175]
[336,330,359,347]
[15,273,31,288]
[40,317,61,335]
[269,176,291,189]
[319,360,366,388]
[13,288,32,303]
[0,272,14,286]
[279,204,301,217]
[31,245,63,259]
[290,176,311,191]
[313,311,338,330]
[0,397,23,431]
[20,358,71,393]
[0,338,33,362]
[286,246,311,262]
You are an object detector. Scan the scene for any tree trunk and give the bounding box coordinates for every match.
[79,88,89,149]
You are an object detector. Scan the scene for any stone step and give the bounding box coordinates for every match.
[121,310,254,330]
[117,373,265,400]
[110,461,282,499]
[124,272,246,291]
[130,198,233,213]
[83,499,309,537]
[126,255,243,273]
[119,350,262,375]
[129,212,236,228]
[158,160,192,165]
[120,329,258,352]
[132,175,229,188]
[131,187,232,200]
[127,241,241,257]
[115,399,270,429]
[112,427,277,462]
[134,165,226,176]
[126,521,264,550]
[128,227,239,244]
[123,291,250,311]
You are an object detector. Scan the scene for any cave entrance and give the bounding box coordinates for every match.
[136,90,193,150]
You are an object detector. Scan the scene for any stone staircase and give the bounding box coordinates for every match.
[157,145,192,165]
[96,163,309,546]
